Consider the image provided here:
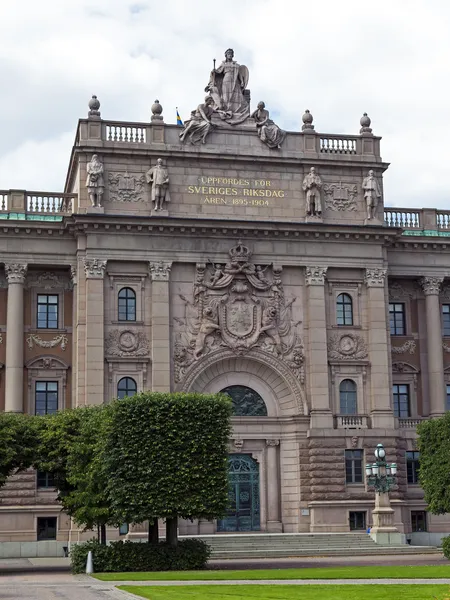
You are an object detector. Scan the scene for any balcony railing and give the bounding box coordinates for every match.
[398,418,424,429]
[0,190,75,219]
[384,208,450,234]
[335,415,369,429]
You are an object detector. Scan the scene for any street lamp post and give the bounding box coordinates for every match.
[365,443,404,545]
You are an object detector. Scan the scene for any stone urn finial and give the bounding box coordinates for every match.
[151,99,164,122]
[302,109,315,131]
[360,112,373,134]
[88,95,101,119]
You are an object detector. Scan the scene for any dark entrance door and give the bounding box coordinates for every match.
[217,454,260,532]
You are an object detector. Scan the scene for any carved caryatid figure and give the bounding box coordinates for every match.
[86,154,104,207]
[251,101,286,149]
[362,170,382,221]
[303,167,322,217]
[146,158,170,211]
[205,48,250,125]
[179,96,215,145]
[194,306,220,359]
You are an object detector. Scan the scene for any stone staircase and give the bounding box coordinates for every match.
[182,533,440,559]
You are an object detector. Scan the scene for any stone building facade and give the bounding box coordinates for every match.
[1,59,449,546]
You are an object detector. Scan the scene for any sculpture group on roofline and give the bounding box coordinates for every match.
[179,48,285,149]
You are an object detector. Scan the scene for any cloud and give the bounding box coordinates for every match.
[1,0,450,207]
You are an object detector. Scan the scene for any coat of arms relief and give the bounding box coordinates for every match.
[174,241,305,384]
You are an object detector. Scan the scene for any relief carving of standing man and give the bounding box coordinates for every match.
[146,158,170,211]
[205,48,250,125]
[303,167,322,217]
[251,101,286,149]
[86,154,104,207]
[362,170,382,221]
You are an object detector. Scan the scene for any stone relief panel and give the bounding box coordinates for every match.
[108,172,146,203]
[26,271,72,290]
[323,182,358,212]
[328,332,368,361]
[173,241,304,385]
[27,334,68,351]
[391,340,416,355]
[105,329,150,358]
[388,282,419,301]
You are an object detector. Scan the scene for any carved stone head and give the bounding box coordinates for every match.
[225,48,234,60]
[257,101,265,110]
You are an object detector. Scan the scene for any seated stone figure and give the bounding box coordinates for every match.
[251,101,286,149]
[179,96,215,145]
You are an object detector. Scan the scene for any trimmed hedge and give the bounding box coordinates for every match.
[442,535,450,560]
[70,538,211,574]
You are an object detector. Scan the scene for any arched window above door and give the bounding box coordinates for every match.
[117,377,137,399]
[339,379,357,414]
[220,385,268,416]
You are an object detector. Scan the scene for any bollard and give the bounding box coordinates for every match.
[86,550,94,574]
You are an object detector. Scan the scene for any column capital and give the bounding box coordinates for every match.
[419,276,444,296]
[305,266,327,286]
[149,261,172,281]
[364,267,387,287]
[84,258,107,279]
[266,439,280,447]
[5,263,27,284]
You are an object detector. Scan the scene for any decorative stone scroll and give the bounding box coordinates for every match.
[419,276,444,296]
[389,282,418,300]
[305,266,327,286]
[5,263,27,284]
[174,241,304,385]
[149,262,171,281]
[391,340,416,355]
[105,329,149,358]
[323,183,358,211]
[266,439,280,447]
[26,334,68,351]
[108,172,146,203]
[328,333,368,361]
[364,268,387,287]
[26,271,72,290]
[84,258,107,279]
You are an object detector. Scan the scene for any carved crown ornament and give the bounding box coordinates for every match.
[84,258,107,279]
[105,329,150,358]
[328,332,368,361]
[173,241,305,389]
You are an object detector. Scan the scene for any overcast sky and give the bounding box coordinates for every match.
[1,0,449,208]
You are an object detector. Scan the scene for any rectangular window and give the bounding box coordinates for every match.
[37,471,55,489]
[447,385,450,411]
[349,511,366,531]
[443,305,450,337]
[406,451,420,484]
[389,302,406,335]
[345,449,363,484]
[411,510,427,532]
[35,382,58,415]
[37,517,57,541]
[393,384,411,418]
[37,294,59,329]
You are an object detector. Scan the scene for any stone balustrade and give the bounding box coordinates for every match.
[398,418,424,428]
[384,208,450,233]
[335,415,369,429]
[0,190,75,218]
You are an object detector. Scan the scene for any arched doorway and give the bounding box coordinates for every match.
[217,454,261,532]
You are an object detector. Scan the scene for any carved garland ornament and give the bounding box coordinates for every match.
[328,333,368,361]
[391,339,416,355]
[173,241,305,390]
[27,334,68,351]
[105,329,150,358]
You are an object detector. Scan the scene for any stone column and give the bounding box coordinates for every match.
[83,258,106,405]
[305,267,333,428]
[5,263,27,412]
[266,439,282,532]
[420,276,446,417]
[365,268,394,429]
[149,261,172,392]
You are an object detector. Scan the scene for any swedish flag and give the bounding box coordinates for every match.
[176,108,183,126]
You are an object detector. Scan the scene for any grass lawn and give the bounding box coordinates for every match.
[94,564,450,581]
[118,584,450,599]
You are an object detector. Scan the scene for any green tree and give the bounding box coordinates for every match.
[0,413,40,488]
[418,413,450,514]
[103,392,232,546]
[37,406,112,544]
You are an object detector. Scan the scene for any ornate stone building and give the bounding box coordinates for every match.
[0,52,449,546]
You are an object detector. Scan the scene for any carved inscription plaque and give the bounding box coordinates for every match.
[186,176,287,207]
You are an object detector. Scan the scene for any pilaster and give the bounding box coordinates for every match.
[70,265,78,409]
[305,266,333,428]
[266,439,282,532]
[5,263,27,412]
[149,261,172,392]
[83,258,106,405]
[419,276,445,417]
[365,268,394,428]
